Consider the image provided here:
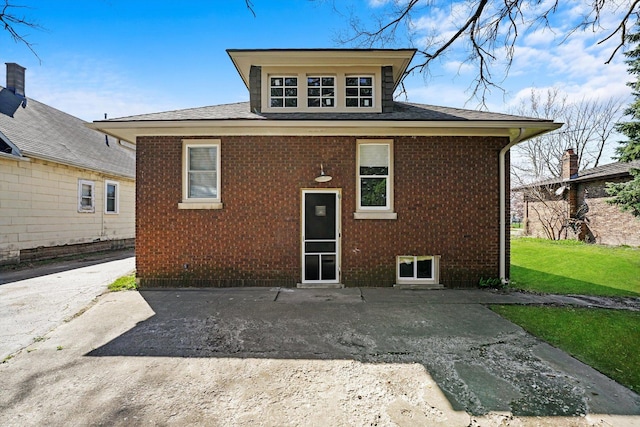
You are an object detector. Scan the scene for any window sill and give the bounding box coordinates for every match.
[354,211,397,220]
[178,202,223,210]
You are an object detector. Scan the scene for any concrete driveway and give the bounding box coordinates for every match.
[0,250,135,361]
[1,286,638,426]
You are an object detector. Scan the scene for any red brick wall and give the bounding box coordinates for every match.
[524,178,640,245]
[136,135,508,288]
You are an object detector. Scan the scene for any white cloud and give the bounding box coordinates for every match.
[1,54,208,122]
[368,0,391,7]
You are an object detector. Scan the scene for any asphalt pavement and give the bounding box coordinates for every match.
[1,283,639,426]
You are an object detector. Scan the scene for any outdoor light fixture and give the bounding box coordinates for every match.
[314,163,332,183]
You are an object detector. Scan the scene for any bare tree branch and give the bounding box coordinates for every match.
[245,0,256,18]
[0,1,43,62]
[335,0,640,107]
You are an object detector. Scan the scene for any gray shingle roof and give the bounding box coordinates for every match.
[0,87,135,178]
[103,101,550,123]
[516,159,640,189]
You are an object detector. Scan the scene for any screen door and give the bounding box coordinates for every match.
[302,190,340,283]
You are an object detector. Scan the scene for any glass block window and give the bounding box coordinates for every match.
[270,77,298,108]
[358,143,390,209]
[346,76,373,108]
[307,76,335,108]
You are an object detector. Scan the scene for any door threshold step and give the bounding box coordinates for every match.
[296,283,345,289]
[393,284,445,290]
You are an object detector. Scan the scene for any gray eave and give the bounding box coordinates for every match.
[90,101,559,144]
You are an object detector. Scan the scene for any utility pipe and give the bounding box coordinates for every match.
[499,128,526,281]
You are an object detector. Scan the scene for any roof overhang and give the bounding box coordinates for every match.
[227,48,417,91]
[88,119,561,145]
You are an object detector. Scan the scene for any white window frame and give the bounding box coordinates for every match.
[104,180,119,214]
[307,75,335,108]
[396,255,441,285]
[179,139,223,210]
[77,179,95,213]
[345,75,374,108]
[355,139,396,220]
[269,76,298,108]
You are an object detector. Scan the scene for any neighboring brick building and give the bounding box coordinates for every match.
[520,149,640,246]
[92,49,559,288]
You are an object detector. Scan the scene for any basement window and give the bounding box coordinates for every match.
[396,256,440,285]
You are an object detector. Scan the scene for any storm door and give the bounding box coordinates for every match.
[302,190,340,284]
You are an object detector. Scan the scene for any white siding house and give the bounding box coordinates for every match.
[0,63,135,264]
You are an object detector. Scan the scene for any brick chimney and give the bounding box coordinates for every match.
[561,148,578,181]
[6,63,26,97]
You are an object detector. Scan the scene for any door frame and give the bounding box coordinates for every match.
[301,188,341,285]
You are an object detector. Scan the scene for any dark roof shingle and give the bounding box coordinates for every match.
[102,101,550,123]
[0,87,135,178]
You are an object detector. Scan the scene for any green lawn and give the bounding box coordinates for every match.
[492,305,640,393]
[499,238,640,393]
[108,273,137,291]
[510,238,640,296]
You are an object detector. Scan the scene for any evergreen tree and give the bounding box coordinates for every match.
[607,22,640,217]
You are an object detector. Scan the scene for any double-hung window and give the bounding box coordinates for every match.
[180,139,222,210]
[270,76,298,108]
[356,140,395,219]
[105,180,119,214]
[307,76,335,108]
[78,179,95,213]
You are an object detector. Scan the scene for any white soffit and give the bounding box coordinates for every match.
[227,49,416,90]
[89,120,560,144]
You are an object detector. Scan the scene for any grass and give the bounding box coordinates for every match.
[108,273,137,292]
[492,305,640,393]
[510,237,640,297]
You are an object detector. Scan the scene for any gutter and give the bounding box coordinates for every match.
[499,128,526,281]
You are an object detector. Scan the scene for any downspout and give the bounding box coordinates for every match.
[499,128,526,281]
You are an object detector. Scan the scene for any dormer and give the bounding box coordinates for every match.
[227,49,416,114]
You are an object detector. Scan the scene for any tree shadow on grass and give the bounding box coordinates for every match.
[86,288,640,417]
[510,265,640,297]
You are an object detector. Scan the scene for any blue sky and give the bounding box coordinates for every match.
[0,0,632,140]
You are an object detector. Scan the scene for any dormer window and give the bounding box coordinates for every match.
[307,76,335,108]
[270,77,298,108]
[346,76,373,108]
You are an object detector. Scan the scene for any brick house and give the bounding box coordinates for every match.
[520,149,640,246]
[1,63,135,265]
[91,49,559,288]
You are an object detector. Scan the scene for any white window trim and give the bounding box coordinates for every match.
[77,179,95,213]
[269,76,299,108]
[345,74,375,108]
[306,75,336,108]
[104,180,119,214]
[396,255,441,285]
[261,67,382,113]
[355,139,395,219]
[180,139,223,210]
